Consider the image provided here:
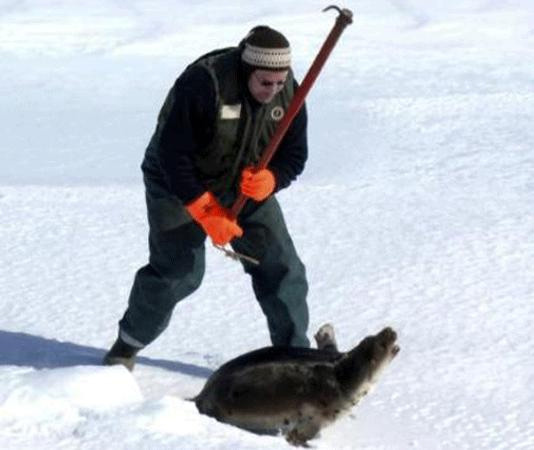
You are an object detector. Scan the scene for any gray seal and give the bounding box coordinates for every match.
[194,324,399,446]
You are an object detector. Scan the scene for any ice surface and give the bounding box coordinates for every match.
[1,1,533,448]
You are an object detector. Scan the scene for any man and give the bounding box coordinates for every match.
[104,26,310,371]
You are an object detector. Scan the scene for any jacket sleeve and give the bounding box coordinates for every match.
[267,88,308,191]
[155,65,216,204]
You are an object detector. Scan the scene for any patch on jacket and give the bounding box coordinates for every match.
[221,104,241,120]
[270,106,285,121]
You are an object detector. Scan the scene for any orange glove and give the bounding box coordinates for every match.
[240,167,276,201]
[185,192,243,245]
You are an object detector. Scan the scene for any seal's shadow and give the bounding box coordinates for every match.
[0,330,212,378]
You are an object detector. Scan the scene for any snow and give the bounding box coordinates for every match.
[1,0,533,448]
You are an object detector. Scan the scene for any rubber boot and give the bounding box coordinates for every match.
[102,337,140,371]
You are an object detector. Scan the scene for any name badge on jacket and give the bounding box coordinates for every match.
[221,104,241,120]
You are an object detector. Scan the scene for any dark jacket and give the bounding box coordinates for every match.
[141,48,308,205]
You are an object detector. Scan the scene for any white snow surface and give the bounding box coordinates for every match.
[1,1,533,449]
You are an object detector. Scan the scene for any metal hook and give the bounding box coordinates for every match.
[323,5,354,24]
[214,244,260,266]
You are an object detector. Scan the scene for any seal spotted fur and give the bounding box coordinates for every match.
[194,325,399,446]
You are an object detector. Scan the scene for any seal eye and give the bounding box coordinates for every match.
[362,341,376,361]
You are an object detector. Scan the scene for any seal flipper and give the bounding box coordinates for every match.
[314,323,338,352]
[285,416,322,447]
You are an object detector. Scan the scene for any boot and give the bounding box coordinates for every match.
[103,337,140,371]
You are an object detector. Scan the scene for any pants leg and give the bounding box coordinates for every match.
[118,178,206,347]
[231,197,310,347]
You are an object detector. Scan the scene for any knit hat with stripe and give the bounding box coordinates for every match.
[241,26,291,71]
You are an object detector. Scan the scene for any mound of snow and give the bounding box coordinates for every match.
[0,365,142,432]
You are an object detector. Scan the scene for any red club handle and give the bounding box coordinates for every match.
[230,6,353,218]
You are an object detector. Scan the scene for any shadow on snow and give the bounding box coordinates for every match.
[0,330,212,378]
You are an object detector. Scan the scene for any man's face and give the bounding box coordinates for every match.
[247,69,289,104]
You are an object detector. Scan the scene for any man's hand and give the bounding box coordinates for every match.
[240,167,276,201]
[186,192,243,245]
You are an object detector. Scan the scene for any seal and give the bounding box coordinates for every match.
[194,324,400,446]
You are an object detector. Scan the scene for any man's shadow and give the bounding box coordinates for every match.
[0,330,212,378]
